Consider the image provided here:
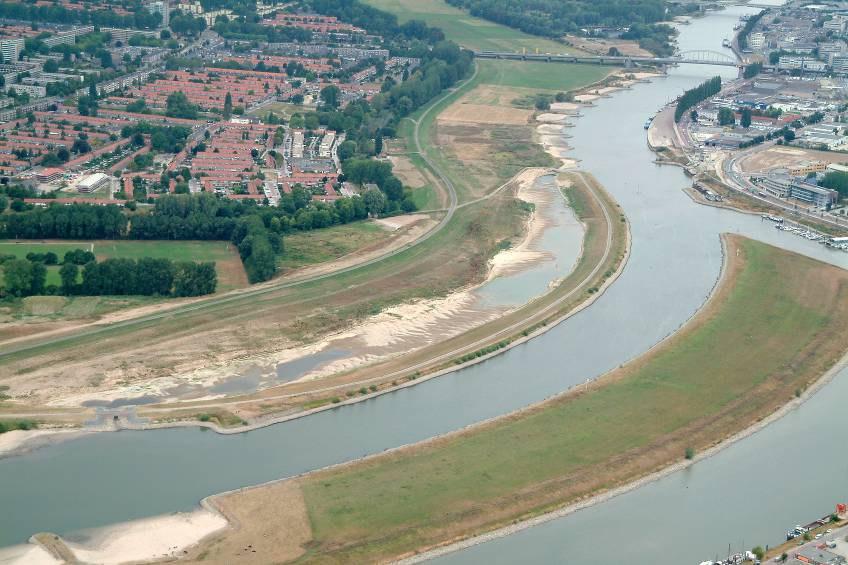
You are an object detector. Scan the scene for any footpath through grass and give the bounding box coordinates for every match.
[293,236,848,562]
[363,0,575,53]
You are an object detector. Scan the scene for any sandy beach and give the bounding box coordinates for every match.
[0,543,59,565]
[62,510,227,564]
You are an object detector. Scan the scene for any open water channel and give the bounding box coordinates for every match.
[2,3,848,561]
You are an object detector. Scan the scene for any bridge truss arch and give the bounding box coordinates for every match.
[676,49,739,65]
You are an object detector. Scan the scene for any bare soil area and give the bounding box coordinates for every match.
[738,145,848,173]
[565,34,653,57]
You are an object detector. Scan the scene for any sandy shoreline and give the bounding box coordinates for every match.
[48,510,228,565]
[0,428,91,460]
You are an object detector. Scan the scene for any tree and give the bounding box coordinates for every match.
[534,94,551,111]
[43,59,58,73]
[752,546,765,561]
[3,259,32,297]
[98,50,112,68]
[320,85,341,109]
[165,92,199,119]
[59,262,78,295]
[783,129,796,142]
[0,195,7,213]
[374,134,383,156]
[363,187,386,216]
[223,92,232,120]
[30,261,46,295]
[78,94,97,116]
[740,107,752,128]
[718,107,735,126]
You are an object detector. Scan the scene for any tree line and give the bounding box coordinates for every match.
[737,10,766,51]
[675,76,721,122]
[0,251,216,298]
[0,2,161,30]
[443,0,666,43]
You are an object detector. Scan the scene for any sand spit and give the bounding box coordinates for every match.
[61,510,227,565]
[0,543,59,565]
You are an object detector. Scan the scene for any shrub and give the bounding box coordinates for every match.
[685,447,695,460]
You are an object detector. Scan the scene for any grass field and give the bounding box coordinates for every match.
[363,0,575,53]
[404,59,611,203]
[289,236,848,562]
[277,222,391,273]
[247,102,309,121]
[476,59,612,92]
[0,240,247,292]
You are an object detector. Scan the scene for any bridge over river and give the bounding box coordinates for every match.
[474,49,746,68]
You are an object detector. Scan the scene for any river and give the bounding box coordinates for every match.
[2,3,847,560]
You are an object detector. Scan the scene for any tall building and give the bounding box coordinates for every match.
[0,38,24,64]
[147,1,170,27]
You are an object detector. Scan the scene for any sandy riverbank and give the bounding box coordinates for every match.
[0,542,59,564]
[37,167,571,411]
[0,428,91,460]
[56,510,227,565]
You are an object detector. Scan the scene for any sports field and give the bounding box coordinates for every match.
[364,0,576,54]
[284,236,848,562]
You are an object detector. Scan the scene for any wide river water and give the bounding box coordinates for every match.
[2,3,848,561]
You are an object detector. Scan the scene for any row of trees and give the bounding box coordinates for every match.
[1,254,216,298]
[0,2,161,30]
[444,0,665,43]
[737,10,766,50]
[675,76,721,122]
[74,258,216,297]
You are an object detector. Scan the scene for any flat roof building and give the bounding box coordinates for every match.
[78,172,111,193]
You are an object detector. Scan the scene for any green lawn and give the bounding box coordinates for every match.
[476,59,612,92]
[247,102,308,120]
[277,221,391,273]
[364,0,576,53]
[296,237,848,562]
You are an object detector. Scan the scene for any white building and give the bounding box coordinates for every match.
[78,173,111,193]
[7,84,46,97]
[319,132,335,158]
[0,38,24,64]
[778,56,827,72]
[824,16,846,33]
[748,32,765,50]
[292,131,304,159]
[147,0,169,27]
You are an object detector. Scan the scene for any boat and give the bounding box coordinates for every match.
[722,38,731,48]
